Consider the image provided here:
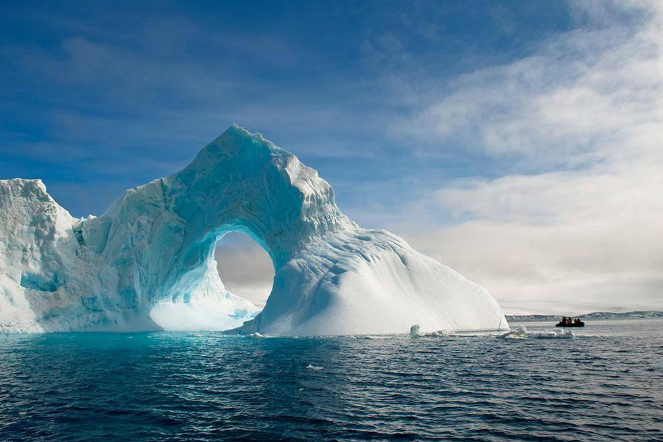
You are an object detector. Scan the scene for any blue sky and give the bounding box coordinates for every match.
[1,0,573,218]
[2,0,662,313]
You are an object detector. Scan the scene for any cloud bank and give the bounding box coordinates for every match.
[398,0,663,313]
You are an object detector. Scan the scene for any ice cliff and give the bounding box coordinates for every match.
[0,125,508,335]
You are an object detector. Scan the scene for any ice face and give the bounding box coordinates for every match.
[0,125,509,335]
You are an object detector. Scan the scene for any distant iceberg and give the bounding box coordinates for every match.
[0,125,508,335]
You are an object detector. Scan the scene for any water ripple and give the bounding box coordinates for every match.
[0,319,662,441]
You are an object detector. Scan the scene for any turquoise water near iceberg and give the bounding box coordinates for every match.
[1,318,662,441]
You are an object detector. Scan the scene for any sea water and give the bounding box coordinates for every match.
[1,318,662,441]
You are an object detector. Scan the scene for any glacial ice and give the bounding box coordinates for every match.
[499,326,573,339]
[0,125,508,335]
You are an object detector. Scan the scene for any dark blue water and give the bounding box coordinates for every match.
[1,319,662,442]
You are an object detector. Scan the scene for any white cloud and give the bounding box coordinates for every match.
[397,0,663,314]
[404,171,663,313]
[411,1,662,164]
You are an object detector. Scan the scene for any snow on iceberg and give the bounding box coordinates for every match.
[0,125,508,335]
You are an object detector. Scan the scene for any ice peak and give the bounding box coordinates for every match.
[0,177,44,188]
[193,125,278,167]
[0,178,52,203]
[213,124,266,146]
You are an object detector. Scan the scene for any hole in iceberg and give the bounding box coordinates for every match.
[215,232,275,311]
[149,230,274,331]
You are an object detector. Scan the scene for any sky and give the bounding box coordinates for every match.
[1,0,661,313]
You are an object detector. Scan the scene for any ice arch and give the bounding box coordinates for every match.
[78,125,348,332]
[0,125,508,334]
[147,231,275,332]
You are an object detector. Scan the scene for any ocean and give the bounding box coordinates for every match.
[1,318,662,441]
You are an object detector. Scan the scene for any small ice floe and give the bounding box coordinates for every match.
[425,329,453,337]
[499,325,574,339]
[306,364,324,371]
[410,324,454,337]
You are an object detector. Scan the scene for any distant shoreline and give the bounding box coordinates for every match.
[506,311,663,322]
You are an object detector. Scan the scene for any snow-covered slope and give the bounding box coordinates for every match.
[0,125,508,335]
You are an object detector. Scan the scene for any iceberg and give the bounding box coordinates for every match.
[0,125,508,335]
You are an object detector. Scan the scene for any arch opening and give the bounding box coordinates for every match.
[148,227,275,332]
[214,232,275,311]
